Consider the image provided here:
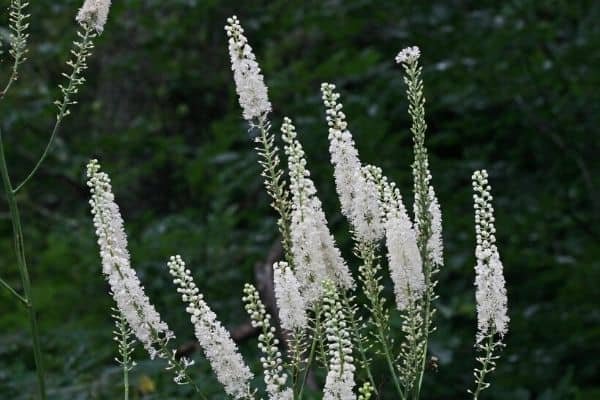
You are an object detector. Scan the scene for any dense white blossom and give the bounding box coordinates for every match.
[87,160,172,357]
[76,0,111,33]
[168,255,253,398]
[322,281,356,400]
[273,261,308,331]
[427,186,444,267]
[364,166,425,310]
[472,170,509,342]
[282,117,354,303]
[395,46,420,64]
[413,173,444,268]
[321,83,384,243]
[225,15,271,121]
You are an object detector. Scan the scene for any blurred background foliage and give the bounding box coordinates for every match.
[0,0,598,398]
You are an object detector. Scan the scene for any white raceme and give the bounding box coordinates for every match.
[272,261,308,331]
[76,0,112,32]
[225,15,271,121]
[168,255,253,398]
[87,160,172,357]
[472,170,509,342]
[282,117,354,303]
[321,83,383,243]
[372,167,425,310]
[427,186,444,267]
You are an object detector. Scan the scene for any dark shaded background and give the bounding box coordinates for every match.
[1,0,598,398]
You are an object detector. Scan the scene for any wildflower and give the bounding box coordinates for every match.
[472,170,509,341]
[225,15,271,121]
[282,117,354,303]
[363,165,424,309]
[395,46,420,64]
[167,255,253,398]
[322,281,356,400]
[76,0,112,33]
[273,261,308,331]
[321,83,384,243]
[427,186,444,267]
[243,284,293,400]
[87,160,172,357]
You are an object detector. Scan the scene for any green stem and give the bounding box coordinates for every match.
[123,359,129,400]
[14,115,64,193]
[358,242,404,399]
[298,305,321,400]
[472,332,496,399]
[14,25,94,193]
[0,275,27,305]
[0,130,47,400]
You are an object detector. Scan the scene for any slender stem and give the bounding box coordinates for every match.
[123,365,128,400]
[298,305,321,400]
[358,242,404,399]
[14,25,94,193]
[0,130,47,400]
[13,114,64,193]
[0,275,27,305]
[472,332,496,399]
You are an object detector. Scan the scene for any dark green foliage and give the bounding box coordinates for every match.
[0,0,598,398]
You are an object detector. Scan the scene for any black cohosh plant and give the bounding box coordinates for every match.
[0,1,112,399]
[87,15,509,400]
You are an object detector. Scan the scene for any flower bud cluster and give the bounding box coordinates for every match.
[472,170,509,341]
[322,281,356,400]
[395,46,421,65]
[243,284,292,400]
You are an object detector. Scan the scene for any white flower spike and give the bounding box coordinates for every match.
[76,0,112,33]
[282,117,354,303]
[321,83,384,243]
[225,15,272,121]
[86,159,172,357]
[168,255,254,398]
[472,170,509,341]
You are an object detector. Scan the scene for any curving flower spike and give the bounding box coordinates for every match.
[87,159,172,356]
[168,255,254,398]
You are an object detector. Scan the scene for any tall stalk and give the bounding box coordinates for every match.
[0,4,102,397]
[0,131,46,400]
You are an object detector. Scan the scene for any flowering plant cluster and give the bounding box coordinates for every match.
[86,15,509,400]
[0,2,112,399]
